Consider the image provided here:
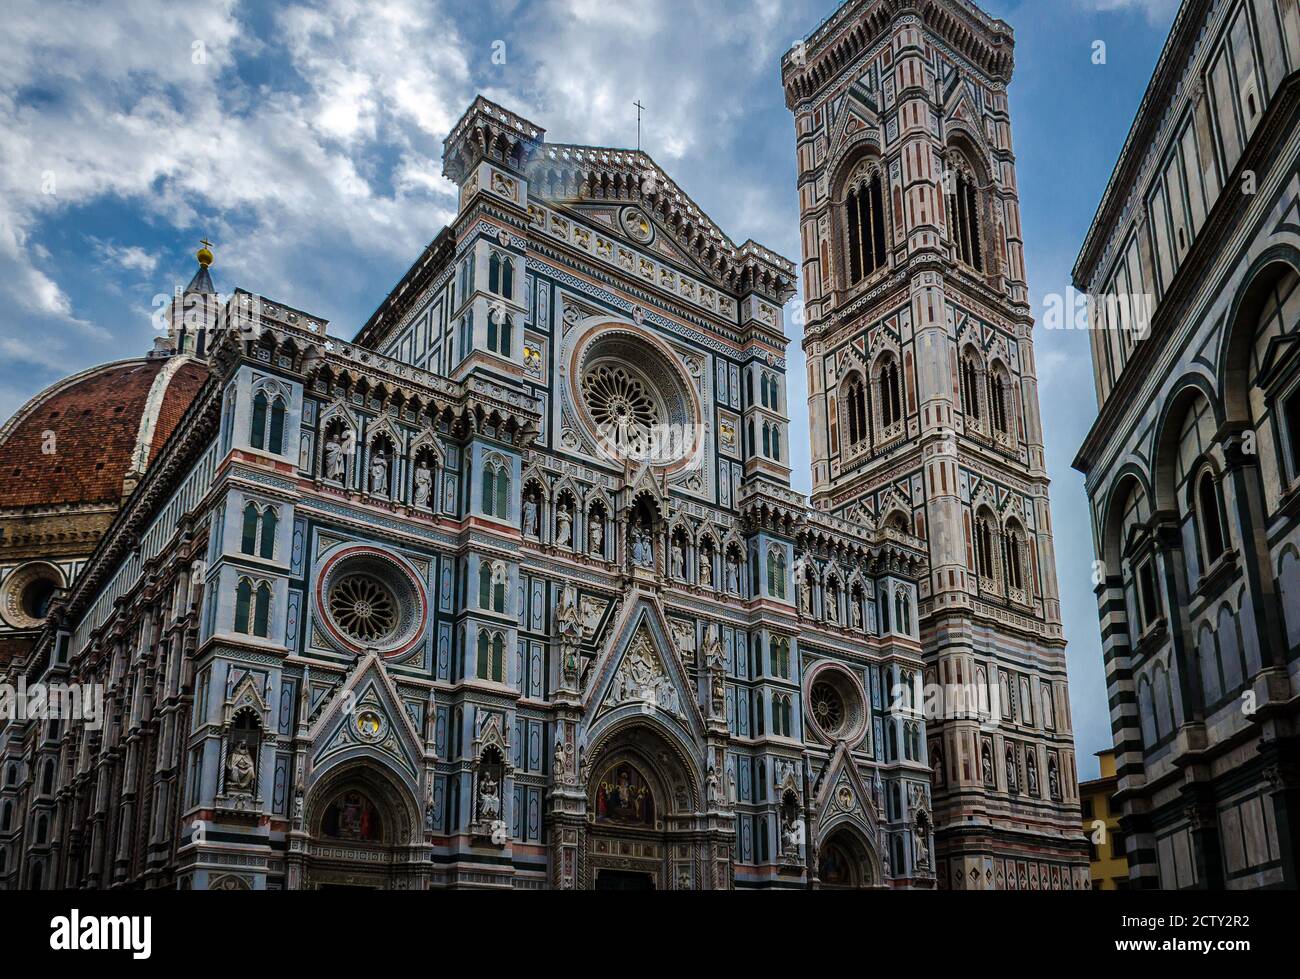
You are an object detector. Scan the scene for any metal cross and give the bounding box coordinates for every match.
[634,100,646,152]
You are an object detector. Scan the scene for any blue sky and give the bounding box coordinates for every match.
[0,0,1180,778]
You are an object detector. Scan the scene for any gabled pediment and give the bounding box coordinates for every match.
[582,597,706,741]
[307,652,426,783]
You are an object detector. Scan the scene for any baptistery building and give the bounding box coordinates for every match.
[0,0,1086,891]
[1074,0,1300,889]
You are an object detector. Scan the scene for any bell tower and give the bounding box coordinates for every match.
[783,0,1087,889]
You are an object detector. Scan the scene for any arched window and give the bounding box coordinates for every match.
[772,638,790,678]
[988,363,1011,437]
[250,389,286,454]
[235,578,252,634]
[259,507,277,560]
[773,695,792,738]
[241,503,277,559]
[253,583,271,638]
[876,356,903,431]
[40,761,54,796]
[235,579,271,638]
[974,509,999,583]
[768,549,787,600]
[477,630,506,683]
[0,802,10,831]
[843,165,887,285]
[895,589,911,634]
[843,372,869,448]
[771,425,782,462]
[960,347,984,423]
[1196,469,1226,566]
[1004,520,1025,593]
[762,421,771,458]
[241,503,260,555]
[487,308,513,356]
[479,563,493,610]
[946,158,984,272]
[489,251,514,300]
[481,460,510,519]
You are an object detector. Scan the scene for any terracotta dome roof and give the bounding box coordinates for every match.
[0,356,209,510]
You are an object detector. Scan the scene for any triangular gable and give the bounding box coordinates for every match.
[813,742,881,841]
[307,652,426,784]
[581,596,706,743]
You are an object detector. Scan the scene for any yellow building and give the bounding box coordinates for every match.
[1079,751,1129,890]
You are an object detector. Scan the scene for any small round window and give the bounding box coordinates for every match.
[1,562,63,629]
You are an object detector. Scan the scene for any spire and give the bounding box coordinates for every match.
[159,240,221,359]
[185,239,216,296]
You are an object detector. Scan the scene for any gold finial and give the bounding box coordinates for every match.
[196,238,214,267]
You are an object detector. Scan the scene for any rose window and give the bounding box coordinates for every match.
[811,682,845,733]
[582,364,662,456]
[329,575,398,644]
[316,547,427,658]
[568,328,701,469]
[806,667,867,743]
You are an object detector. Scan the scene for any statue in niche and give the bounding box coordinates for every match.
[703,623,725,716]
[413,460,432,507]
[324,431,348,481]
[726,554,740,594]
[706,767,721,807]
[522,493,539,538]
[225,740,256,795]
[1027,755,1040,797]
[369,447,388,495]
[699,551,713,587]
[1049,759,1061,799]
[478,770,501,822]
[852,598,863,630]
[588,513,604,556]
[982,743,994,785]
[727,768,737,804]
[553,737,568,780]
[913,810,931,870]
[556,504,573,547]
[632,522,654,568]
[557,585,582,685]
[825,590,838,624]
[671,540,686,579]
[781,811,801,855]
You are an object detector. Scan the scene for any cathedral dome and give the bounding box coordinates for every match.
[0,356,209,510]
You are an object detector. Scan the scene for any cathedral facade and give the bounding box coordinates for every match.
[0,0,1086,892]
[1074,0,1300,889]
[782,0,1088,889]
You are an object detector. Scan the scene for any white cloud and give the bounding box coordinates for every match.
[1075,0,1180,25]
[0,0,473,359]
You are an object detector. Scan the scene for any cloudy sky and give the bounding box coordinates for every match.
[0,0,1180,777]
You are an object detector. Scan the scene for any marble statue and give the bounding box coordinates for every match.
[226,740,256,795]
[414,462,432,507]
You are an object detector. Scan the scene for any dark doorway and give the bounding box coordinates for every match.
[595,870,656,891]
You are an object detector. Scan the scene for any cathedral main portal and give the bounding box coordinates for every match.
[577,721,707,891]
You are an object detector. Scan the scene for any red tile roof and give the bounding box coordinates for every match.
[0,357,209,509]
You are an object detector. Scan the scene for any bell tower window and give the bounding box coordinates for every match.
[947,161,984,272]
[843,166,887,285]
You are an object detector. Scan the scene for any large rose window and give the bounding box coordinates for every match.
[570,327,700,469]
[582,362,663,457]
